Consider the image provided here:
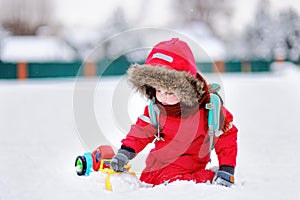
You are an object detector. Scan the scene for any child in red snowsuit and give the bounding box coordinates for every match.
[110,38,238,187]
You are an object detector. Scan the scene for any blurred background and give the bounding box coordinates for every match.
[0,0,300,78]
[1,2,300,198]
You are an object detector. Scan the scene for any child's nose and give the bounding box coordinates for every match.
[161,94,167,100]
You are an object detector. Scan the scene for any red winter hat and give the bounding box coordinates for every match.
[144,38,198,77]
[127,38,208,107]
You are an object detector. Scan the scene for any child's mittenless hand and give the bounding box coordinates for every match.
[110,148,135,172]
[213,166,235,187]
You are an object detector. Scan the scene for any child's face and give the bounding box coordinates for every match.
[156,89,180,105]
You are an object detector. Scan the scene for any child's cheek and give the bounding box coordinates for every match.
[168,96,180,105]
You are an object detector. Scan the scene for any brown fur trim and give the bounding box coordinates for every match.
[127,64,206,107]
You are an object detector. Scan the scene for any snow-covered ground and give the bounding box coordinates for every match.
[1,62,300,199]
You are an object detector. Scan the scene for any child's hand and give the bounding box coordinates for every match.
[213,166,235,187]
[110,149,132,172]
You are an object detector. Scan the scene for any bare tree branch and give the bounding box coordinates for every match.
[172,0,234,37]
[0,0,52,35]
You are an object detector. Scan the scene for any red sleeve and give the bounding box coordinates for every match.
[121,106,156,154]
[214,107,238,167]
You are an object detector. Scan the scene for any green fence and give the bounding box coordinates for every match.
[27,62,82,78]
[225,61,243,72]
[0,62,17,79]
[250,60,272,72]
[197,62,214,73]
[97,56,131,76]
[0,58,276,79]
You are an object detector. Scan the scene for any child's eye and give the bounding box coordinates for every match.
[157,89,174,96]
[157,89,165,94]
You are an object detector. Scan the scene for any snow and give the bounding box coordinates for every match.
[58,25,225,62]
[109,173,144,192]
[0,36,77,62]
[1,62,300,199]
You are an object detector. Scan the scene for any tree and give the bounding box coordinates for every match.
[172,0,234,38]
[242,0,274,59]
[275,8,300,61]
[231,0,300,61]
[0,0,52,35]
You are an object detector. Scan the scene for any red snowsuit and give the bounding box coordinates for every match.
[121,105,238,185]
[121,38,238,185]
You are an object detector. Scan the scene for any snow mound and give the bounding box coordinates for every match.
[109,173,142,192]
[270,61,300,76]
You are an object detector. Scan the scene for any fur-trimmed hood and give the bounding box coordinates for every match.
[127,63,207,107]
[127,38,209,108]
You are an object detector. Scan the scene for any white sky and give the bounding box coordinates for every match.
[53,0,300,34]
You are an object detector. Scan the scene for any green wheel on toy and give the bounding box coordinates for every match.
[75,156,87,176]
